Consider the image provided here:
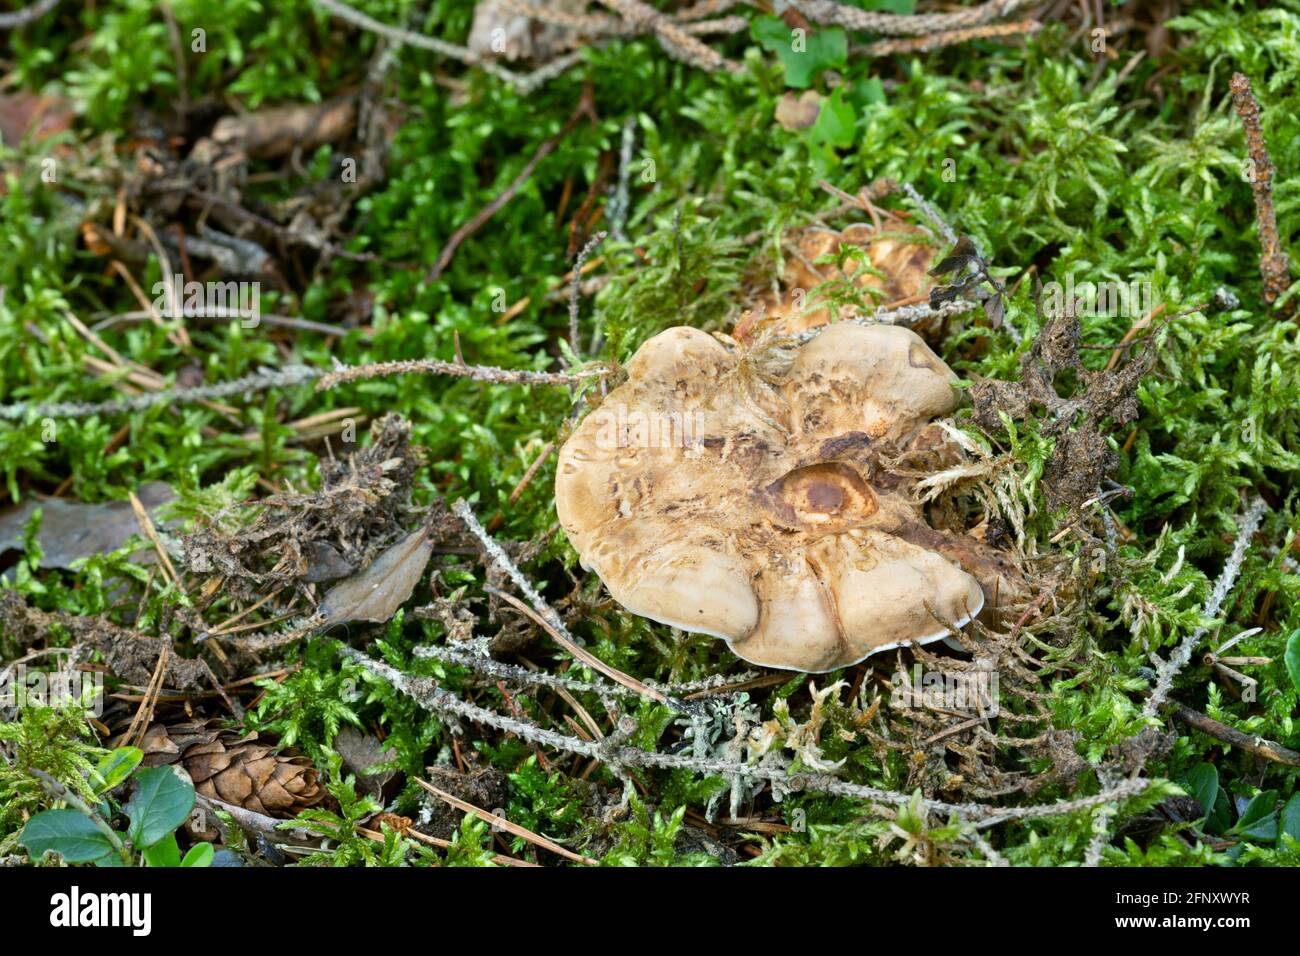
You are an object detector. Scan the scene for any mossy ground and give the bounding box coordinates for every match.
[1,0,1298,866]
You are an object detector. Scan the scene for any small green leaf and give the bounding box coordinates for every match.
[1284,629,1300,693]
[126,766,195,849]
[142,832,182,867]
[181,842,215,868]
[1183,763,1218,823]
[1230,790,1278,842]
[752,16,846,88]
[94,746,144,794]
[20,809,117,864]
[807,86,857,149]
[751,17,790,53]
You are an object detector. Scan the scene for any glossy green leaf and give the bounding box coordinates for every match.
[1284,629,1300,693]
[20,809,116,864]
[142,832,182,867]
[752,17,846,88]
[1183,763,1218,823]
[1230,790,1278,842]
[1279,793,1300,843]
[126,766,195,849]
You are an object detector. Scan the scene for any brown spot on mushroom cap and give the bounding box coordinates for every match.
[763,462,876,532]
[555,323,987,673]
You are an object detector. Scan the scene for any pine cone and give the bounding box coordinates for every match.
[140,720,325,816]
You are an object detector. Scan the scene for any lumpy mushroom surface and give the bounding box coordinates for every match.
[556,323,987,673]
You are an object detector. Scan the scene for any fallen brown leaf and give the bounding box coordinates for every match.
[317,525,434,625]
[775,90,822,131]
[0,91,73,147]
[0,482,175,570]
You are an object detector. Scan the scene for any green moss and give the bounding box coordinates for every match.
[1,0,1298,866]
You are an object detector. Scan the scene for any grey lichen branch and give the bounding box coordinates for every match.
[313,0,512,67]
[0,0,60,30]
[339,642,1154,829]
[0,364,325,422]
[569,231,608,355]
[316,358,607,391]
[1080,495,1270,866]
[782,0,1039,37]
[453,498,702,716]
[1143,496,1267,718]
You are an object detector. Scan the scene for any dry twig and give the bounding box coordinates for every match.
[1171,704,1300,768]
[1229,72,1294,314]
[600,0,742,73]
[788,0,1039,36]
[859,18,1041,56]
[417,779,597,864]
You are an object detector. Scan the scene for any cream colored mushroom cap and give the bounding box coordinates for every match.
[555,323,985,673]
